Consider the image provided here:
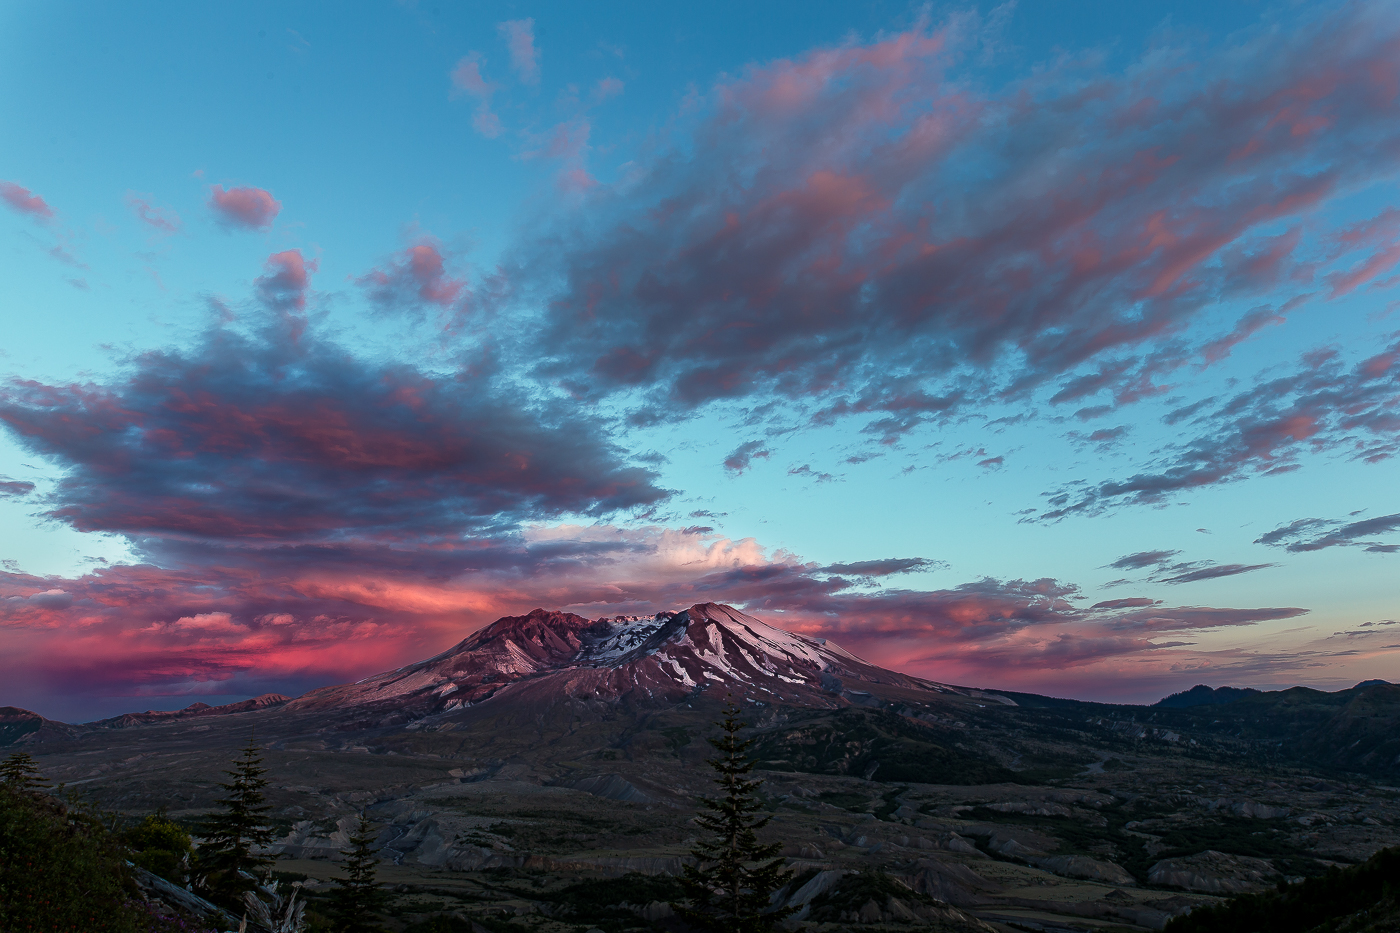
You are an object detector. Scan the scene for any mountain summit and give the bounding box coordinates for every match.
[289,602,935,716]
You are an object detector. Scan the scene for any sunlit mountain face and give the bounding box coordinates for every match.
[2,1,1399,722]
[287,603,939,716]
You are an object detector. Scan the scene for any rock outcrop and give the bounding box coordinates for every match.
[1148,849,1277,893]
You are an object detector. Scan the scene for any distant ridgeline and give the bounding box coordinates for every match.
[3,604,1399,784]
[1156,682,1392,709]
[1155,686,1264,708]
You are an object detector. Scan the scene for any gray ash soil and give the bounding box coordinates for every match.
[17,682,1400,933]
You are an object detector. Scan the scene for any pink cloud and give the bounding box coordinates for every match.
[0,181,54,221]
[46,240,86,269]
[451,53,495,98]
[523,120,595,190]
[1041,335,1400,518]
[529,119,591,161]
[1196,300,1296,367]
[0,518,1325,718]
[255,248,316,314]
[557,168,597,192]
[0,478,35,498]
[0,296,667,552]
[501,3,1400,441]
[473,109,504,138]
[208,184,282,230]
[357,241,467,313]
[450,53,504,138]
[126,193,181,235]
[1324,208,1400,298]
[593,77,624,102]
[498,18,539,85]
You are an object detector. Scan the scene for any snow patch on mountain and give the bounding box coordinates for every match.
[577,613,674,663]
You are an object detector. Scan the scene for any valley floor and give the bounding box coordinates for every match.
[22,692,1400,933]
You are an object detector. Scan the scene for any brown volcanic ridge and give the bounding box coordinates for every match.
[288,602,965,719]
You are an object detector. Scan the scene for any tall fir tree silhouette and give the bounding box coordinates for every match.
[194,732,275,905]
[0,751,48,790]
[677,698,795,933]
[329,811,386,933]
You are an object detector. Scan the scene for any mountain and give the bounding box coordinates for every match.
[83,694,292,730]
[1154,685,1262,708]
[5,602,1400,782]
[288,602,944,718]
[0,706,78,746]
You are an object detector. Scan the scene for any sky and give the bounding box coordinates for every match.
[2,0,1399,722]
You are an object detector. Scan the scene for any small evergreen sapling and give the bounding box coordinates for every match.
[329,810,387,933]
[676,698,795,933]
[193,732,275,905]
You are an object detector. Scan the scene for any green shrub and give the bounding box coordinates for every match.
[0,783,205,933]
[124,813,193,885]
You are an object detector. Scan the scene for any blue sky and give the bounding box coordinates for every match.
[2,0,1399,721]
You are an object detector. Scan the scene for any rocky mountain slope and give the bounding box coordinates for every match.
[289,602,937,717]
[5,602,1399,782]
[0,706,79,746]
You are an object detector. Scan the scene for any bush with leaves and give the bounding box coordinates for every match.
[125,811,194,885]
[0,776,209,933]
[676,698,795,933]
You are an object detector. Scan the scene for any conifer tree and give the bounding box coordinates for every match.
[329,811,387,933]
[193,733,275,905]
[676,698,795,933]
[0,750,49,790]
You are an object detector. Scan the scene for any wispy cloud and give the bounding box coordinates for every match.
[500,3,1400,443]
[126,193,182,235]
[723,440,771,474]
[451,52,503,137]
[1258,512,1400,554]
[0,181,54,221]
[498,18,539,85]
[1104,550,1275,585]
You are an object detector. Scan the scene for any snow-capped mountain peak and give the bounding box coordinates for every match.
[289,602,927,714]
